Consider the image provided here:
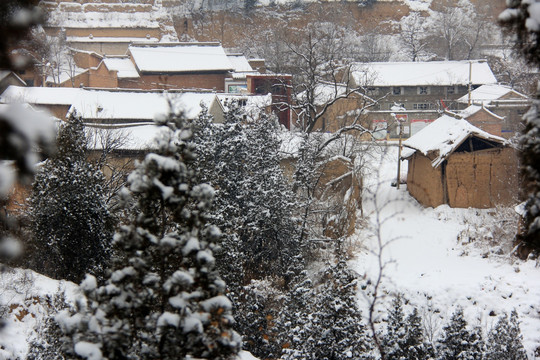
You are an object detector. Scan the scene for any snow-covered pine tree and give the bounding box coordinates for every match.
[382,295,433,360]
[283,260,372,360]
[484,310,527,360]
[193,103,302,286]
[55,110,241,360]
[192,102,303,358]
[382,294,407,359]
[30,115,112,282]
[405,307,435,360]
[437,307,484,360]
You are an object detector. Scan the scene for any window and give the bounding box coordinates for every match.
[413,103,432,110]
[446,86,455,95]
[417,86,429,95]
[392,87,402,95]
[366,87,378,96]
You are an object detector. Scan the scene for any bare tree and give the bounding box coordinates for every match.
[399,12,431,62]
[428,0,494,60]
[86,126,133,211]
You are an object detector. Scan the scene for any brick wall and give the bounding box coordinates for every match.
[125,73,227,91]
[466,110,503,137]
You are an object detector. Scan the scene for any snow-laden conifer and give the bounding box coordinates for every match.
[282,261,372,360]
[30,115,112,282]
[484,310,527,360]
[437,307,484,360]
[193,103,302,287]
[382,295,433,360]
[192,103,303,358]
[55,110,240,360]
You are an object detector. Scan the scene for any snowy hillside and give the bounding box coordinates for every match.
[354,144,540,359]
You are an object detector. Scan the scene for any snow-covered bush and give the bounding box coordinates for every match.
[55,110,240,360]
[456,207,520,259]
[30,115,113,283]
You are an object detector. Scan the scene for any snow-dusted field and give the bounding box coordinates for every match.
[353,144,540,358]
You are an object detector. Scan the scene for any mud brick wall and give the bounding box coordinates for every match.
[406,152,444,208]
[446,148,519,208]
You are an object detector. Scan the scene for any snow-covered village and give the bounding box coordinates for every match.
[0,0,540,359]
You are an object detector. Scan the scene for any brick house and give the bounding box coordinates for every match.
[247,74,293,129]
[456,84,530,138]
[346,60,499,139]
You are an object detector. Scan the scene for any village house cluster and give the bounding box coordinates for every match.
[0,0,530,210]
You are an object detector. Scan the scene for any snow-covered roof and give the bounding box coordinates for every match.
[227,54,253,73]
[129,43,233,73]
[86,124,162,151]
[217,93,272,118]
[102,57,139,78]
[174,92,223,119]
[67,36,160,44]
[0,86,219,121]
[402,115,507,168]
[457,84,528,104]
[69,90,220,121]
[456,105,504,121]
[350,61,497,87]
[0,71,26,85]
[0,86,84,105]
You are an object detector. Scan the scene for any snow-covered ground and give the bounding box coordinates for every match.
[353,144,540,358]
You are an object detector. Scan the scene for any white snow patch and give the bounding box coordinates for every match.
[74,341,103,360]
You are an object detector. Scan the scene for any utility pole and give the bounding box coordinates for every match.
[396,120,403,190]
[467,60,472,107]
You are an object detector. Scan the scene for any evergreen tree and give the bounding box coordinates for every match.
[193,104,302,287]
[192,104,303,358]
[382,295,433,360]
[282,260,372,360]
[55,111,241,360]
[30,115,112,282]
[485,310,527,360]
[437,307,484,360]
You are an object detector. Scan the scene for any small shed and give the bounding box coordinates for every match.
[401,115,519,209]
